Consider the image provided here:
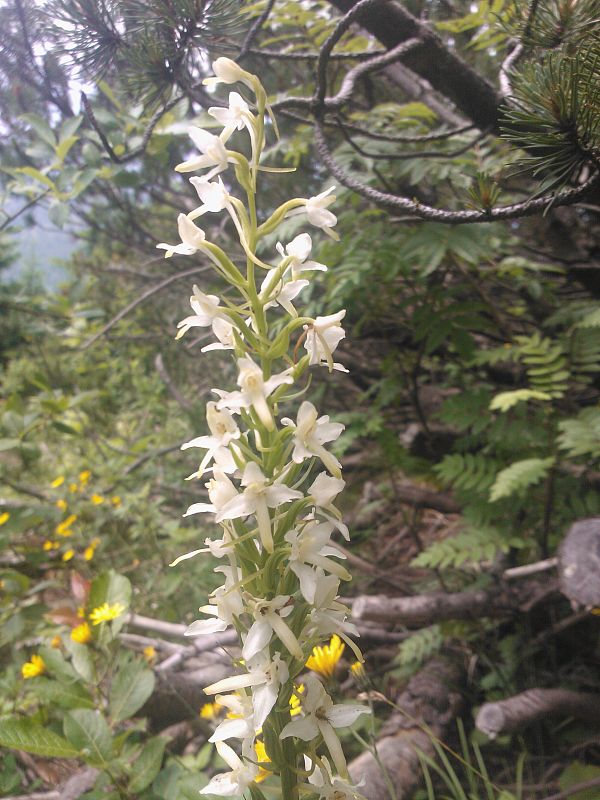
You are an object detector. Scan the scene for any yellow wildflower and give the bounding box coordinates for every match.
[62,549,75,562]
[0,512,10,526]
[305,634,345,679]
[83,537,101,561]
[143,645,157,663]
[22,654,46,679]
[89,601,125,625]
[350,661,368,687]
[43,540,59,551]
[56,499,68,512]
[77,606,86,618]
[254,739,272,783]
[200,701,223,721]
[69,483,79,493]
[79,470,91,485]
[91,494,104,506]
[55,514,77,536]
[71,622,92,644]
[50,635,62,648]
[111,496,122,507]
[289,684,304,717]
[51,476,65,488]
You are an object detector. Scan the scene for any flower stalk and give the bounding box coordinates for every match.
[162,57,367,798]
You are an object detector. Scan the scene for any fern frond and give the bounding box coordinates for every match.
[514,333,569,397]
[434,453,499,493]
[489,456,555,502]
[437,388,492,434]
[489,388,551,412]
[558,408,600,458]
[570,328,600,380]
[576,307,600,328]
[395,626,443,668]
[412,526,525,569]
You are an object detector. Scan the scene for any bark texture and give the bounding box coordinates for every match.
[349,658,464,799]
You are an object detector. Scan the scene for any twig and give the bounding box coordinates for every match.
[503,557,558,580]
[237,0,277,61]
[0,190,50,232]
[80,92,183,165]
[81,264,211,349]
[154,353,194,411]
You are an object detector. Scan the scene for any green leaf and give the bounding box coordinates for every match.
[14,166,56,190]
[489,389,552,412]
[0,719,80,758]
[63,639,95,682]
[109,651,155,723]
[33,678,95,710]
[55,135,79,164]
[558,762,600,800]
[489,457,555,502]
[63,710,112,766]
[20,112,56,147]
[127,737,167,792]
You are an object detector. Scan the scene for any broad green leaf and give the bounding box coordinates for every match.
[490,457,555,502]
[63,640,95,682]
[0,719,79,758]
[32,678,95,710]
[38,646,80,682]
[59,114,83,142]
[14,166,56,190]
[127,737,167,793]
[55,135,79,164]
[20,112,56,147]
[63,710,112,765]
[109,651,155,723]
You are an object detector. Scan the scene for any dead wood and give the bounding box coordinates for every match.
[348,658,464,799]
[352,578,557,627]
[476,688,600,740]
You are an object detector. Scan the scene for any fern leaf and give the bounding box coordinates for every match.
[411,526,525,569]
[434,453,498,493]
[489,389,551,412]
[396,626,442,668]
[489,457,555,502]
[577,307,600,328]
[558,408,600,458]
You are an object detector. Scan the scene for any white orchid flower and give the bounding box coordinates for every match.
[259,268,309,317]
[304,756,367,800]
[308,472,345,510]
[276,233,328,280]
[183,468,238,517]
[285,187,339,239]
[282,401,344,478]
[285,521,350,604]
[242,595,303,661]
[203,57,256,92]
[185,565,244,637]
[304,310,348,372]
[214,356,293,430]
[200,740,258,797]
[157,213,208,258]
[216,461,303,553]
[204,651,289,729]
[175,126,233,178]
[209,692,256,746]
[170,530,233,567]
[280,674,370,777]
[209,91,256,148]
[181,402,240,477]
[175,284,228,340]
[201,317,236,353]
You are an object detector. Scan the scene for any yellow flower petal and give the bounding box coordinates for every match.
[51,476,65,488]
[22,654,46,679]
[91,494,105,506]
[0,512,10,526]
[62,549,75,562]
[71,622,92,644]
[89,601,125,625]
[305,634,345,679]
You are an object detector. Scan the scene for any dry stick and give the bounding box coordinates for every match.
[237,0,277,61]
[539,776,600,800]
[81,264,211,349]
[476,688,600,739]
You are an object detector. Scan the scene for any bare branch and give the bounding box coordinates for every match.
[237,0,277,61]
[313,116,600,224]
[81,263,211,349]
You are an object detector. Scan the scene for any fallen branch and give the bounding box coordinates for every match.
[476,688,600,739]
[349,658,464,799]
[352,578,556,627]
